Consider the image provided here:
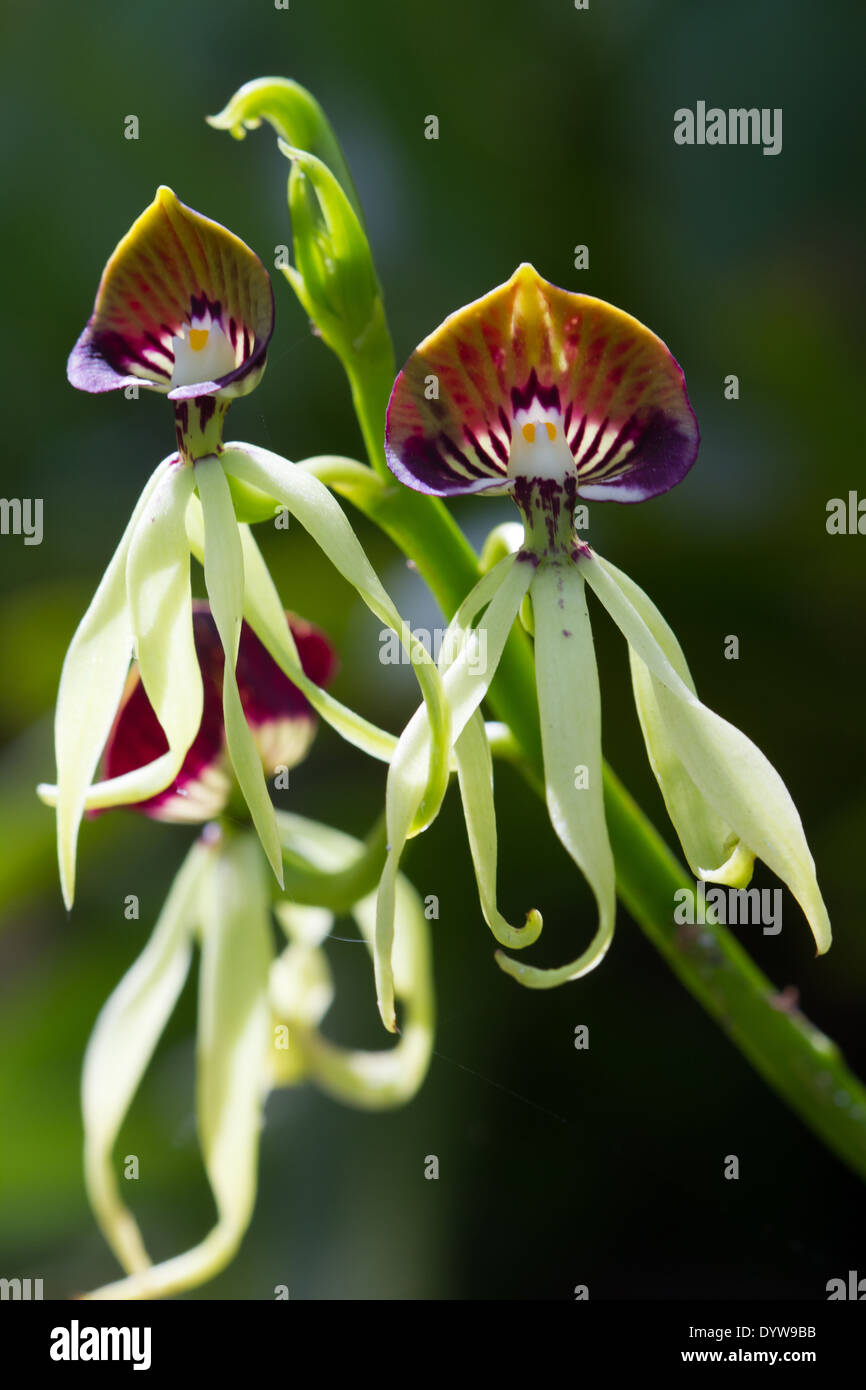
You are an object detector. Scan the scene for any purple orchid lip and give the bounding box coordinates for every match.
[100,603,336,823]
[385,263,699,505]
[68,187,274,404]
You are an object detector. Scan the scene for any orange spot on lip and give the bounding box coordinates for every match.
[544,421,556,440]
[522,422,536,443]
[189,328,209,351]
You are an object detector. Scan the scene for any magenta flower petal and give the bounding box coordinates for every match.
[68,187,274,403]
[385,263,699,504]
[102,603,335,822]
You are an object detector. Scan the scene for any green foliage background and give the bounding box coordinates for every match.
[0,0,863,1298]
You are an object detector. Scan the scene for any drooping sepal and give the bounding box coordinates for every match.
[271,812,434,1109]
[42,458,170,907]
[582,553,831,955]
[495,560,617,988]
[84,828,274,1301]
[81,838,208,1277]
[454,710,543,950]
[374,554,534,1029]
[597,556,755,887]
[195,457,285,882]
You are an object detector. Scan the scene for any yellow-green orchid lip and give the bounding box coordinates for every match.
[68,187,274,404]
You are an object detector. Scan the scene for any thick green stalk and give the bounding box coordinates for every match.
[307,457,866,1181]
[345,356,396,484]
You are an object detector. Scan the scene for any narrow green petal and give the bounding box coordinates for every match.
[43,462,200,818]
[595,555,753,886]
[270,939,335,1029]
[50,456,171,907]
[303,883,433,1108]
[455,710,542,949]
[85,830,272,1301]
[497,561,616,988]
[196,831,272,1258]
[222,443,450,830]
[123,461,203,789]
[186,495,398,763]
[81,839,206,1277]
[272,812,433,1109]
[583,554,831,955]
[195,457,283,885]
[375,554,533,1029]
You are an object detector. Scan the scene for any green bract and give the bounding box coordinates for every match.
[210,79,396,476]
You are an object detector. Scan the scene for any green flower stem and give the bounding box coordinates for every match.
[300,456,866,1181]
[604,765,866,1176]
[345,356,396,483]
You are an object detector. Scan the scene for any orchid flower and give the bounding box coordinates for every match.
[99,601,335,822]
[75,603,434,1301]
[41,187,448,908]
[376,263,830,1017]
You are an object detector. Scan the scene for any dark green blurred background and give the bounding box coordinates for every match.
[1,0,864,1299]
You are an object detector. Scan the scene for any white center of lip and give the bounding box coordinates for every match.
[507,406,577,483]
[169,316,237,389]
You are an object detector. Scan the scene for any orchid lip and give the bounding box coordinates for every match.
[67,187,274,405]
[169,317,237,392]
[508,408,578,485]
[385,263,699,505]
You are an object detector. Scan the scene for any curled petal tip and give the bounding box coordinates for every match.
[698,841,756,889]
[510,907,544,948]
